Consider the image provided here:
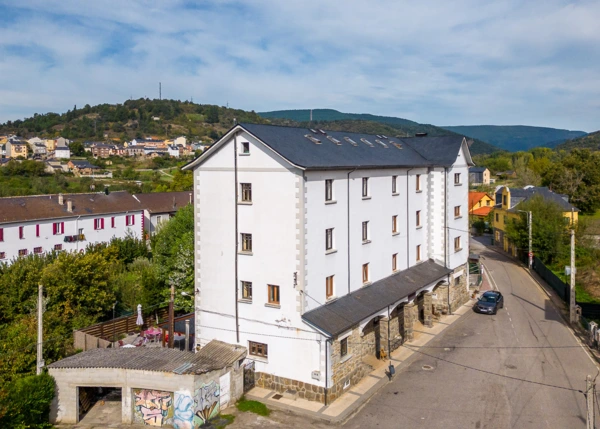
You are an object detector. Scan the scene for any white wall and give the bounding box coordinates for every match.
[0,212,143,263]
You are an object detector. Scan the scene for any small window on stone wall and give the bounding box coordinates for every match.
[340,338,348,357]
[455,276,460,286]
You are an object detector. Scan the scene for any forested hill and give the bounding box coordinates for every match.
[555,131,600,151]
[260,109,500,155]
[441,125,586,152]
[0,99,268,143]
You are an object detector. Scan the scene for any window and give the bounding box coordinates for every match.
[362,178,369,198]
[454,173,461,185]
[325,228,334,251]
[362,221,369,242]
[362,263,369,284]
[241,183,252,202]
[0,228,3,242]
[326,275,334,299]
[340,337,348,357]
[454,236,462,251]
[495,213,499,222]
[126,215,135,226]
[111,217,116,228]
[455,276,461,286]
[94,218,105,230]
[241,142,250,154]
[241,233,252,252]
[503,215,506,224]
[268,284,280,305]
[0,252,5,259]
[36,224,40,237]
[503,195,507,205]
[18,249,28,257]
[416,174,421,191]
[325,179,333,202]
[392,253,398,272]
[241,281,252,301]
[392,176,398,194]
[454,206,461,218]
[54,244,62,251]
[79,228,84,235]
[392,215,398,234]
[486,200,490,206]
[416,210,421,227]
[19,226,24,239]
[34,247,43,254]
[249,341,268,358]
[416,245,421,261]
[52,222,64,235]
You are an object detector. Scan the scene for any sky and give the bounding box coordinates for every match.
[1,0,599,132]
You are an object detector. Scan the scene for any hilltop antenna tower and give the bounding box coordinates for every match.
[159,82,162,100]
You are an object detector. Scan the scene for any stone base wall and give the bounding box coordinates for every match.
[255,373,325,402]
[449,263,470,311]
[330,327,373,403]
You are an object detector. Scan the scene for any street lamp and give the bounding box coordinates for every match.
[518,210,532,270]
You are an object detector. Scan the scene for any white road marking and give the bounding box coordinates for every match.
[509,318,512,322]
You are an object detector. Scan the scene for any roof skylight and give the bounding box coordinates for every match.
[393,143,403,150]
[326,135,342,146]
[344,137,358,146]
[360,138,374,147]
[310,128,318,133]
[304,134,322,144]
[375,139,388,148]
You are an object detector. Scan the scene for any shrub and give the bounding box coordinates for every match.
[0,373,56,428]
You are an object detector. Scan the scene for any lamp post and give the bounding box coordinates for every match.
[518,210,532,270]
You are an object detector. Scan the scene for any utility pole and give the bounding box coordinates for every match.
[185,319,190,352]
[570,229,577,324]
[169,284,175,349]
[587,375,595,429]
[527,211,533,270]
[159,82,162,100]
[37,284,44,375]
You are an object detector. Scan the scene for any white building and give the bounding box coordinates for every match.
[184,123,474,404]
[167,145,180,158]
[54,141,71,159]
[132,191,193,236]
[0,191,144,263]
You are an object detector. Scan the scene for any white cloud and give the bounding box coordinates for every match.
[0,0,599,131]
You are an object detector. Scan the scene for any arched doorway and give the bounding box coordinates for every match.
[362,317,381,359]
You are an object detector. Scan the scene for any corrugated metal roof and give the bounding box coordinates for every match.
[302,260,451,337]
[48,340,246,374]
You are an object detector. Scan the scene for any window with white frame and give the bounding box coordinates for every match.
[94,218,105,230]
[241,183,252,202]
[326,275,334,299]
[416,174,421,191]
[416,245,422,261]
[454,206,461,218]
[54,244,63,251]
[34,247,43,254]
[416,210,421,227]
[0,252,5,259]
[241,142,250,154]
[392,176,398,194]
[126,215,135,226]
[249,341,267,357]
[325,228,334,251]
[268,284,280,305]
[325,179,333,202]
[362,221,369,242]
[392,215,398,234]
[241,233,252,252]
[362,263,370,284]
[341,337,348,357]
[18,249,28,257]
[362,178,369,198]
[454,236,462,251]
[53,222,64,235]
[454,173,461,185]
[392,253,398,272]
[241,281,252,301]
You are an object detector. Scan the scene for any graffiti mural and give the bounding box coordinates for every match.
[194,382,220,426]
[173,391,194,429]
[133,389,174,426]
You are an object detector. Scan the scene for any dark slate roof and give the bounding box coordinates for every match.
[236,123,465,170]
[69,160,99,169]
[469,167,487,173]
[48,340,246,374]
[496,186,579,212]
[302,260,451,337]
[133,191,193,214]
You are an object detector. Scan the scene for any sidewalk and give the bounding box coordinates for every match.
[245,298,476,424]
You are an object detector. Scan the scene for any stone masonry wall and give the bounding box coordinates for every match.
[255,372,325,402]
[449,263,470,312]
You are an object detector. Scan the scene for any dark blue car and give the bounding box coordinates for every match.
[475,291,504,315]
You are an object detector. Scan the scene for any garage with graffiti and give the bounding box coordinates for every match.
[48,340,247,427]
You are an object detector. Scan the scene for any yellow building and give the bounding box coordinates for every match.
[493,186,579,255]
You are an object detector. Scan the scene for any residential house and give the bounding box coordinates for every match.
[468,192,494,220]
[167,145,180,157]
[0,191,144,263]
[45,139,57,152]
[67,160,100,176]
[45,160,69,174]
[1,144,6,158]
[91,144,114,158]
[174,136,187,146]
[132,191,193,236]
[54,140,71,159]
[469,166,490,185]
[492,186,579,255]
[28,137,44,145]
[183,123,473,404]
[56,137,70,147]
[126,146,145,157]
[6,136,28,159]
[31,143,48,158]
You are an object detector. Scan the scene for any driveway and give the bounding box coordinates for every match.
[343,237,599,429]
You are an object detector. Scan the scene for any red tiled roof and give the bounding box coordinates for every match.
[469,192,492,210]
[471,206,493,216]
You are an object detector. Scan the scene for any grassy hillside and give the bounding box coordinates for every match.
[555,131,600,151]
[441,125,586,152]
[261,109,500,155]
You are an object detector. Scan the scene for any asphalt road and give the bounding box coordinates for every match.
[343,237,599,429]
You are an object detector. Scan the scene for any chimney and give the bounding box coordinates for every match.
[67,200,73,213]
[58,193,64,205]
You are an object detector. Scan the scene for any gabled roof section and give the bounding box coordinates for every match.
[133,191,193,214]
[183,123,472,171]
[302,260,451,337]
[469,192,492,209]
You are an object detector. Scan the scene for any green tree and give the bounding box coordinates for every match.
[0,373,55,428]
[206,106,219,124]
[69,141,85,156]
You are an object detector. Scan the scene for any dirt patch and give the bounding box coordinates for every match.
[226,406,330,429]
